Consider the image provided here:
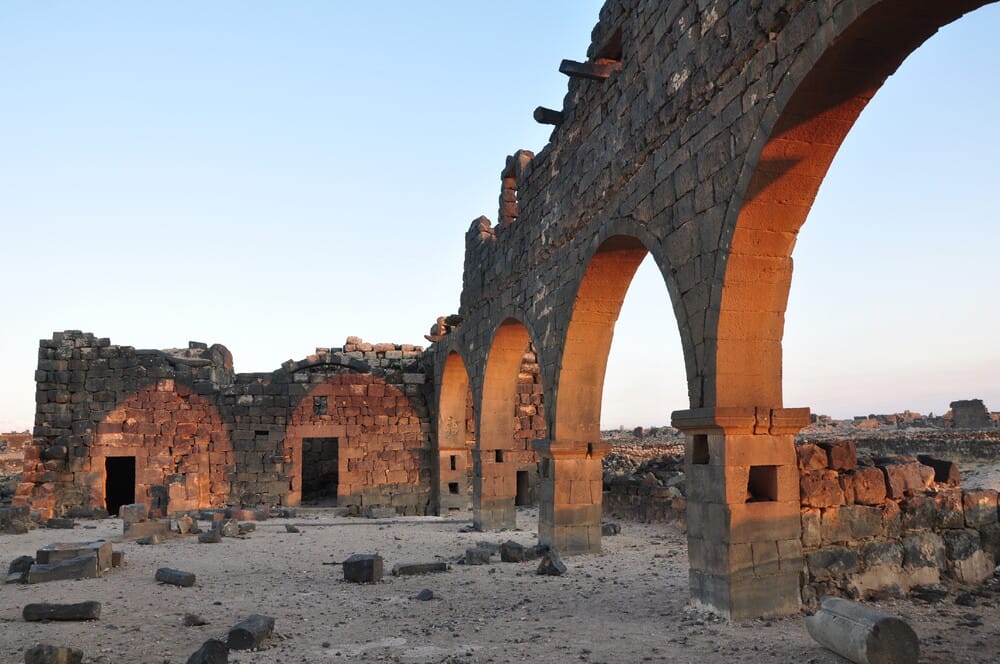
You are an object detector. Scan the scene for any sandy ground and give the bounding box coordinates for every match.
[1,508,999,664]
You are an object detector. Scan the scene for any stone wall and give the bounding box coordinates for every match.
[797,440,999,608]
[17,331,436,518]
[0,431,30,503]
[951,399,994,429]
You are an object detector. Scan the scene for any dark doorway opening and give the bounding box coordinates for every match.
[515,470,532,506]
[105,456,136,517]
[302,437,339,503]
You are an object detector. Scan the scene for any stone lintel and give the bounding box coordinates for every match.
[672,406,810,435]
[532,439,611,459]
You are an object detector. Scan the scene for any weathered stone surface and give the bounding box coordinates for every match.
[24,644,84,664]
[0,505,30,534]
[391,562,448,576]
[185,639,228,664]
[8,555,35,583]
[932,489,965,529]
[23,601,101,622]
[860,541,903,569]
[155,567,196,587]
[818,441,857,472]
[841,505,883,541]
[45,518,75,529]
[601,522,621,536]
[796,443,827,472]
[123,519,169,541]
[849,467,888,506]
[900,496,937,532]
[943,529,981,562]
[198,530,222,544]
[415,588,434,601]
[917,455,961,486]
[902,533,946,570]
[800,470,845,508]
[537,551,567,576]
[343,554,383,583]
[800,508,821,548]
[878,461,931,499]
[36,541,111,572]
[119,503,147,525]
[962,489,998,527]
[980,523,1000,561]
[464,547,493,565]
[27,553,99,583]
[227,614,275,650]
[807,547,860,582]
[806,596,918,664]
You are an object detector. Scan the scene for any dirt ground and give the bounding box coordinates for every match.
[1,508,999,664]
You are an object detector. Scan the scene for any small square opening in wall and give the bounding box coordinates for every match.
[448,482,460,495]
[747,465,779,502]
[255,430,269,438]
[495,450,504,463]
[313,396,328,416]
[691,434,709,464]
[450,455,458,471]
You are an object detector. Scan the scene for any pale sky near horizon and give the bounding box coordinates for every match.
[1,2,998,433]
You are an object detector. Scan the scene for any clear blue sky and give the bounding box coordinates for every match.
[1,2,997,432]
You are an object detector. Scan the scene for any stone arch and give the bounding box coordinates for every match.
[91,379,232,514]
[435,351,475,514]
[284,372,426,514]
[474,317,544,530]
[714,0,995,408]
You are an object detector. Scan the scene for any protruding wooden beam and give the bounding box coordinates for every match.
[559,58,621,80]
[533,106,564,126]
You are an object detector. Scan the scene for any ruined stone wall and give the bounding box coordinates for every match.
[951,399,994,429]
[797,441,999,608]
[19,331,438,518]
[0,431,30,503]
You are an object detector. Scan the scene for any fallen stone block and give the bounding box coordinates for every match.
[464,547,492,565]
[45,518,76,530]
[176,516,195,534]
[279,508,297,519]
[155,567,196,587]
[475,541,501,555]
[499,540,547,563]
[36,541,111,572]
[198,530,222,544]
[391,562,448,576]
[119,503,147,525]
[537,551,567,576]
[343,554,383,583]
[184,613,209,626]
[7,555,34,583]
[415,589,434,601]
[186,639,228,664]
[805,596,918,664]
[227,614,275,650]
[23,601,101,622]
[601,522,621,536]
[24,644,84,664]
[214,519,239,537]
[123,519,169,540]
[917,455,961,486]
[27,553,99,584]
[284,524,300,533]
[0,505,31,534]
[137,534,163,545]
[238,522,256,535]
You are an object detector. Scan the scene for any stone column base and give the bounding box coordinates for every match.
[533,439,610,555]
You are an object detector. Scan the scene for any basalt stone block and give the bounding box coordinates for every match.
[806,547,860,582]
[364,506,395,519]
[23,601,101,622]
[343,554,383,583]
[8,555,35,583]
[24,644,84,664]
[198,530,222,544]
[155,567,196,587]
[27,553,99,583]
[900,495,937,532]
[45,518,76,529]
[980,523,1000,561]
[227,614,275,651]
[119,503,147,525]
[391,562,448,576]
[464,547,493,565]
[918,455,961,486]
[849,467,888,506]
[537,551,567,576]
[943,529,981,562]
[902,532,946,569]
[185,640,228,664]
[123,519,169,540]
[36,541,111,572]
[214,519,240,537]
[801,508,822,548]
[878,461,932,499]
[818,440,857,472]
[933,489,965,529]
[860,541,904,569]
[963,490,998,527]
[796,443,828,472]
[0,505,30,534]
[601,522,621,536]
[800,470,845,508]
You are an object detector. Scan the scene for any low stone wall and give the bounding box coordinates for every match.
[851,436,1000,462]
[603,479,686,524]
[797,440,999,608]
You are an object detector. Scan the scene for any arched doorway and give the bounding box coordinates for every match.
[436,351,475,514]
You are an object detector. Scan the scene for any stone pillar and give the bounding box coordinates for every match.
[434,446,469,514]
[533,439,610,555]
[672,406,810,620]
[472,448,516,530]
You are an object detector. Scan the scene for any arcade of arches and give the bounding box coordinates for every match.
[18,1,997,621]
